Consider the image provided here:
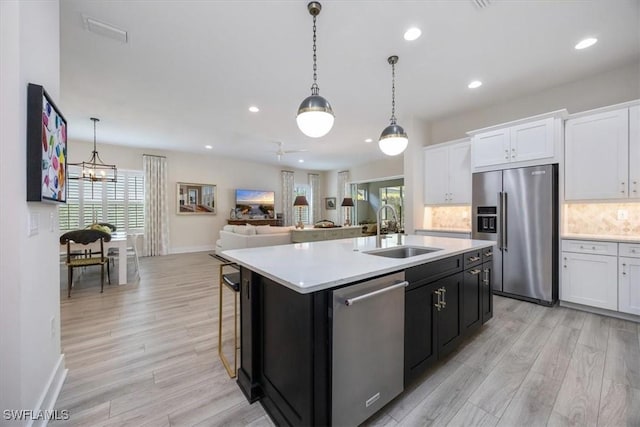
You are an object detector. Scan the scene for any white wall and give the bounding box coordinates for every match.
[1,1,66,424]
[430,61,640,145]
[67,140,322,253]
[404,117,430,233]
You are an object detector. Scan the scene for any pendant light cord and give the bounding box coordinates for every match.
[390,61,397,125]
[311,14,319,95]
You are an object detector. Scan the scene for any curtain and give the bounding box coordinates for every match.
[337,170,349,225]
[308,173,320,223]
[281,170,295,226]
[143,155,169,256]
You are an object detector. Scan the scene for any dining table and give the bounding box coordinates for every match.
[61,231,129,285]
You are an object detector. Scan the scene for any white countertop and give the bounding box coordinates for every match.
[223,235,495,294]
[562,234,640,244]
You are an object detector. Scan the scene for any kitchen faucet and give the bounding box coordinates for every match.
[376,204,402,247]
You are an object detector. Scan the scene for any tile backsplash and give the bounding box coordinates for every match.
[423,206,471,231]
[564,203,640,236]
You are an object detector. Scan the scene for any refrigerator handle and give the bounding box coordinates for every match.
[502,192,508,251]
[498,192,503,250]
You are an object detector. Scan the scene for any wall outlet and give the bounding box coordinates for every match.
[617,209,629,220]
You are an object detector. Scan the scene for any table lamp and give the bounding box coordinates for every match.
[293,195,309,229]
[341,197,354,226]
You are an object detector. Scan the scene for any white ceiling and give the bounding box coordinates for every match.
[60,0,640,171]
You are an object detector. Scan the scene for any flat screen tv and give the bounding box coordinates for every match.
[26,83,67,203]
[235,189,275,218]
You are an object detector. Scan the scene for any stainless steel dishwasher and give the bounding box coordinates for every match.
[332,271,406,426]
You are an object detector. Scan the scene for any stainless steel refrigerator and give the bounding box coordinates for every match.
[472,164,558,306]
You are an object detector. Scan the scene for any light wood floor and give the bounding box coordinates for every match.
[53,252,640,426]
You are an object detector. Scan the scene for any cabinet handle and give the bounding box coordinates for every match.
[622,263,627,275]
[483,268,490,284]
[440,287,446,308]
[434,289,442,311]
[469,268,482,275]
[621,182,626,194]
[468,256,481,262]
[484,251,492,257]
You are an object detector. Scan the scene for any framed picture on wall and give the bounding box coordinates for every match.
[177,182,216,214]
[325,197,336,210]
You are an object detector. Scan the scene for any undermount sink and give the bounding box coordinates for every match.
[364,246,442,259]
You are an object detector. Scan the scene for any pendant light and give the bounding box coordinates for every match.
[296,1,334,138]
[69,117,117,182]
[379,55,408,156]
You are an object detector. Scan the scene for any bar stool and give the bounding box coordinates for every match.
[218,262,240,378]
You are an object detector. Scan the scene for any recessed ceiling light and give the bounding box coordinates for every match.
[575,37,597,50]
[205,145,213,149]
[404,27,422,41]
[364,138,373,143]
[468,80,483,89]
[298,159,304,163]
[248,106,260,113]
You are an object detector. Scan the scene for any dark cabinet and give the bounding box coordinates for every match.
[404,265,465,385]
[404,250,494,386]
[481,261,493,323]
[404,282,439,384]
[436,273,464,358]
[462,265,483,336]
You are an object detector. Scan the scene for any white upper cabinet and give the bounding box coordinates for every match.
[565,108,631,200]
[448,141,472,204]
[469,112,564,172]
[629,105,639,198]
[424,139,471,205]
[510,118,555,162]
[471,129,509,168]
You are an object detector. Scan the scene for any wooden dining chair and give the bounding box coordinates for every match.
[60,229,112,297]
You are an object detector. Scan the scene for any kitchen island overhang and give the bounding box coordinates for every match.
[222,235,496,426]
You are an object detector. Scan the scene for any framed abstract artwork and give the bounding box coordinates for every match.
[26,83,67,203]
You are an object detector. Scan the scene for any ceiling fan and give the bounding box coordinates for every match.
[271,141,308,161]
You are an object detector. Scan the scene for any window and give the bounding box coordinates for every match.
[294,184,311,225]
[379,185,404,228]
[59,165,145,232]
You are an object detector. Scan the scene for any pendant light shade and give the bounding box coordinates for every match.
[296,95,335,138]
[296,2,334,138]
[379,56,408,156]
[379,124,408,156]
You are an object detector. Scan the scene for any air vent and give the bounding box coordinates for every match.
[83,15,128,43]
[472,0,491,9]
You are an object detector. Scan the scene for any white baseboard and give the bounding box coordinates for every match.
[28,354,68,427]
[169,244,216,254]
[560,301,640,323]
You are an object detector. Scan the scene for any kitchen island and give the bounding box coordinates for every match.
[223,235,495,426]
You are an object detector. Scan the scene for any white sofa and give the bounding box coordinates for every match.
[215,224,293,255]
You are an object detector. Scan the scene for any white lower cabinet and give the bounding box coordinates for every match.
[619,256,640,315]
[562,251,618,310]
[562,240,640,317]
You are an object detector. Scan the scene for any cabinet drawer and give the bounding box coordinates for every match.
[481,247,494,263]
[406,255,462,289]
[620,243,640,258]
[561,240,618,256]
[463,250,482,269]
